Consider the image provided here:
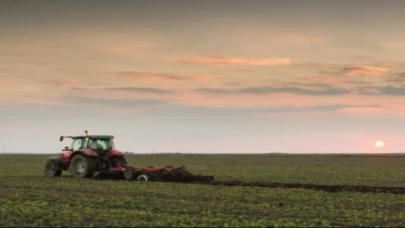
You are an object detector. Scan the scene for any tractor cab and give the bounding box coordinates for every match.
[86,137,114,151]
[60,134,115,155]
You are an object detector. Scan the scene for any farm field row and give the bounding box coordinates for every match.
[1,154,405,227]
[2,176,405,227]
[4,153,405,187]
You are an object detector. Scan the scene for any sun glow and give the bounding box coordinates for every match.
[374,141,385,148]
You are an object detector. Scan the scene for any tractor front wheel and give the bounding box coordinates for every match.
[69,154,98,178]
[44,159,62,177]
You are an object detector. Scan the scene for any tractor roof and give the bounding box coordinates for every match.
[59,135,114,141]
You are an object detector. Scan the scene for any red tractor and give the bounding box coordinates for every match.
[44,131,214,182]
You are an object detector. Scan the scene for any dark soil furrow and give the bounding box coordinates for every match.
[198,180,405,194]
[2,175,405,194]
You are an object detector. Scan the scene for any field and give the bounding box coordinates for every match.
[1,153,405,227]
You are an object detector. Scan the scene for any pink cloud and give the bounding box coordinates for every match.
[42,79,81,88]
[119,71,186,82]
[343,66,388,76]
[46,82,405,117]
[118,71,223,82]
[68,82,405,109]
[59,80,80,86]
[322,65,389,76]
[176,56,292,66]
[167,91,297,108]
[376,62,395,68]
[194,75,223,81]
[302,75,341,84]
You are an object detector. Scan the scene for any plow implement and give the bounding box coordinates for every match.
[131,166,214,182]
[94,165,215,183]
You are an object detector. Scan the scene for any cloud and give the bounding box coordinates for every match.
[118,71,223,82]
[118,71,188,81]
[103,87,174,94]
[42,79,81,87]
[337,106,386,115]
[195,85,350,96]
[61,95,384,117]
[43,83,405,111]
[173,104,386,118]
[299,76,341,87]
[354,85,405,96]
[336,104,405,117]
[71,86,87,91]
[385,72,405,84]
[69,86,174,95]
[342,66,389,76]
[222,82,242,86]
[57,96,169,115]
[194,75,224,81]
[191,83,405,100]
[49,94,397,121]
[175,56,292,66]
[63,96,167,107]
[253,104,397,120]
[321,65,389,76]
[255,104,383,116]
[344,80,371,85]
[295,75,370,87]
[379,86,405,96]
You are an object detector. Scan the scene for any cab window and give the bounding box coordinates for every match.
[71,139,83,151]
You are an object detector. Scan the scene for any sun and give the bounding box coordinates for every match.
[374,140,385,148]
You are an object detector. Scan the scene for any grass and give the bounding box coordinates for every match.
[1,153,405,227]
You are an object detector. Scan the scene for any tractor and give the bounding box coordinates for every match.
[44,130,214,182]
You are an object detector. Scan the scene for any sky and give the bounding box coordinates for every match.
[1,0,405,153]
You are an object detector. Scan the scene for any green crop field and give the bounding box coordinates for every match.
[1,153,405,227]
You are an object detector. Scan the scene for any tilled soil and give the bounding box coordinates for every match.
[199,180,405,194]
[89,173,405,194]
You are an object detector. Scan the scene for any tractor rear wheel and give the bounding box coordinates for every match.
[69,154,98,178]
[44,159,62,177]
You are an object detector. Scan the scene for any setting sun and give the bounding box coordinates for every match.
[374,141,385,148]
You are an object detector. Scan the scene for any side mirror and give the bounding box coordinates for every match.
[59,136,64,142]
